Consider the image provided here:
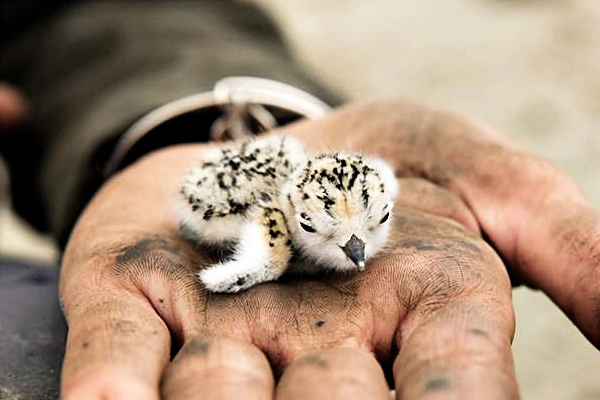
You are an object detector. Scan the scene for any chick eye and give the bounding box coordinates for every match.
[300,222,316,233]
[379,212,390,224]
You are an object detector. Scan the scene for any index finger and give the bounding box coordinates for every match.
[60,273,170,400]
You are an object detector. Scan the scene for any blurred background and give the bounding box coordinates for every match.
[1,0,599,398]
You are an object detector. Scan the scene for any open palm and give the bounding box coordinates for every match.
[59,100,599,399]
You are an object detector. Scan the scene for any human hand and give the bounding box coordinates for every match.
[280,99,600,349]
[59,105,517,399]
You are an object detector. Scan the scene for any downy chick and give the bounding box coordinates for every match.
[178,135,398,293]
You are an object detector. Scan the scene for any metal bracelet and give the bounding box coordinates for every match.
[103,76,331,177]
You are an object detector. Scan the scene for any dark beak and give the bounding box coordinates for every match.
[341,234,366,270]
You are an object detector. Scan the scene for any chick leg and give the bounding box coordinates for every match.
[198,206,292,293]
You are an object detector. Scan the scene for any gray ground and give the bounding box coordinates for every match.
[1,0,599,398]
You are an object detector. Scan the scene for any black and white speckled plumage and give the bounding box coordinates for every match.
[178,135,399,293]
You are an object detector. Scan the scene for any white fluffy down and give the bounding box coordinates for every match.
[198,222,280,293]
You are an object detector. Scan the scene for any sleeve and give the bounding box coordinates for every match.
[0,0,341,246]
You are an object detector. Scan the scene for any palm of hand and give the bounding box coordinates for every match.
[62,99,600,399]
[60,137,513,399]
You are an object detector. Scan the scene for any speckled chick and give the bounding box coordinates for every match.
[281,152,399,275]
[178,135,398,293]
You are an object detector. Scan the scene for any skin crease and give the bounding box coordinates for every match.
[59,99,600,400]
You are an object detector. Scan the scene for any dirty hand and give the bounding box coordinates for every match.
[290,101,600,348]
[286,100,600,349]
[58,99,595,399]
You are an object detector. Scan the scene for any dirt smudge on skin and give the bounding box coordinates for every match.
[300,355,329,369]
[107,236,210,303]
[176,338,211,360]
[469,327,489,337]
[425,377,450,391]
[396,239,443,252]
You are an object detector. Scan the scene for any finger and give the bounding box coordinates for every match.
[394,295,517,400]
[276,346,390,400]
[450,148,600,345]
[161,336,274,400]
[60,286,170,400]
[516,204,600,346]
[396,178,480,234]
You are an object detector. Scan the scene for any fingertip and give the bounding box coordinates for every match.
[277,347,390,400]
[61,370,160,400]
[162,336,274,400]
